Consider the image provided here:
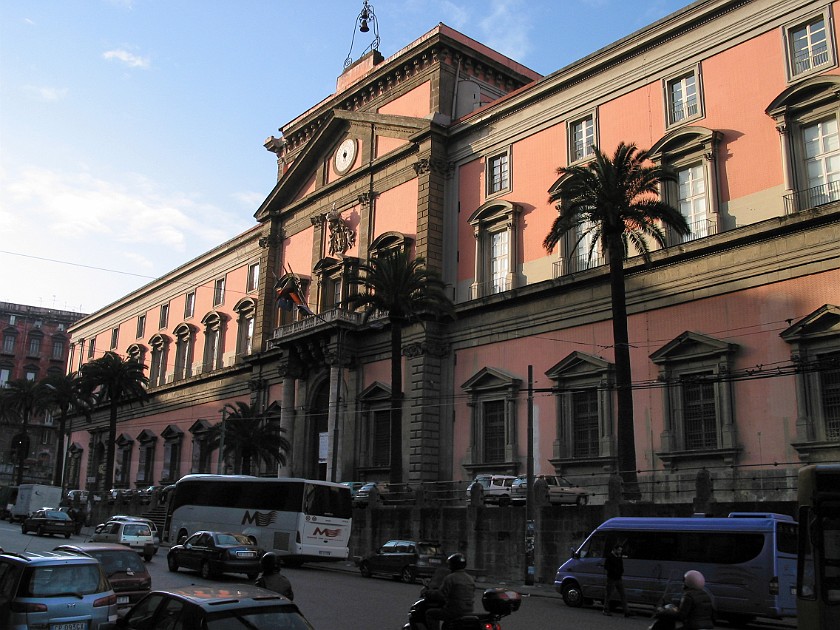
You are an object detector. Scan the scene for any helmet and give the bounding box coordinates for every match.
[684,570,705,589]
[261,552,280,573]
[447,553,467,571]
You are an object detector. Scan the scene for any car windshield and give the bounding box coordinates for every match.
[206,605,314,629]
[89,550,146,575]
[24,564,107,597]
[123,523,152,537]
[45,511,70,520]
[215,533,252,546]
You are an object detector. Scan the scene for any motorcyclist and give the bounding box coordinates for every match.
[673,570,714,629]
[424,553,475,630]
[255,552,294,600]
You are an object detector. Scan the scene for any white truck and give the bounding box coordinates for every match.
[9,484,63,522]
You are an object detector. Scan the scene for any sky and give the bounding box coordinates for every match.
[0,0,693,315]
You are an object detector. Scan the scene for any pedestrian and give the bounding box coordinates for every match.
[255,552,294,600]
[673,570,715,629]
[603,541,630,617]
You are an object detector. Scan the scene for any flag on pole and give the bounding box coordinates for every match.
[274,275,314,316]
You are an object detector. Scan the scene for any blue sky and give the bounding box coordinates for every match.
[0,0,692,314]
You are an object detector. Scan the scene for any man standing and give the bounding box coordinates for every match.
[603,542,630,616]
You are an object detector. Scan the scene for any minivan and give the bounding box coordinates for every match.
[91,520,157,562]
[554,512,798,625]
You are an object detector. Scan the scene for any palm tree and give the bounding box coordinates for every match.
[543,142,690,493]
[0,378,49,485]
[79,351,149,493]
[344,249,454,484]
[209,401,290,475]
[41,372,90,488]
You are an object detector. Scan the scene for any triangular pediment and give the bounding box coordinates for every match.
[161,424,184,440]
[359,381,391,401]
[115,432,134,447]
[546,351,612,380]
[780,304,840,342]
[462,367,520,393]
[189,419,213,434]
[255,109,430,221]
[650,331,738,364]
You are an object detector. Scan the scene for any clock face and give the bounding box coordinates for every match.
[334,138,357,174]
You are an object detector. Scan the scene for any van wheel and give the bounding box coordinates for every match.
[401,566,415,584]
[498,495,511,507]
[561,582,584,607]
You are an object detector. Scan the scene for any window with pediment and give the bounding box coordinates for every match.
[275,273,311,327]
[148,334,169,387]
[51,335,66,361]
[781,304,840,461]
[461,367,520,475]
[233,299,256,361]
[314,256,358,312]
[649,126,722,243]
[547,176,604,277]
[201,312,226,372]
[767,75,840,214]
[135,429,157,485]
[159,424,183,484]
[357,382,391,471]
[126,343,146,365]
[114,433,133,488]
[650,331,740,468]
[547,352,615,467]
[66,442,83,490]
[189,419,215,474]
[172,323,196,382]
[468,200,520,299]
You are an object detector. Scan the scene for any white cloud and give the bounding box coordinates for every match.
[22,85,69,101]
[478,0,532,61]
[103,48,150,69]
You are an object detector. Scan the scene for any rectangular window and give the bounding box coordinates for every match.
[682,374,717,449]
[803,117,840,206]
[51,339,64,360]
[136,315,146,339]
[789,15,830,78]
[159,303,169,329]
[87,338,96,359]
[2,335,14,354]
[25,370,36,381]
[372,409,390,467]
[28,337,41,356]
[569,115,595,162]
[487,152,510,195]
[483,399,506,463]
[666,71,699,125]
[678,164,708,238]
[247,263,260,293]
[110,327,119,350]
[214,278,226,306]
[0,368,10,387]
[572,389,599,457]
[489,230,509,294]
[8,315,15,325]
[820,353,840,441]
[184,292,195,319]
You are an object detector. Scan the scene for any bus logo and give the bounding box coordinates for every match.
[242,510,278,526]
[312,527,341,537]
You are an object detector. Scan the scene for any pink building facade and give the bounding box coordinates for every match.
[68,0,840,504]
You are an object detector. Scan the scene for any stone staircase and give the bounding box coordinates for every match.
[141,504,168,542]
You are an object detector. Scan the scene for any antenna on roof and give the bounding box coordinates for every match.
[344,0,380,68]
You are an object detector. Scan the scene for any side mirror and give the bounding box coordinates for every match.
[570,547,579,559]
[178,536,187,545]
[184,543,192,549]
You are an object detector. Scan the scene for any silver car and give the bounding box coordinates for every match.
[91,520,156,562]
[0,549,118,630]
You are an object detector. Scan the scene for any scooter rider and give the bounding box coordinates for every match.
[255,552,294,600]
[425,553,475,630]
[673,570,714,629]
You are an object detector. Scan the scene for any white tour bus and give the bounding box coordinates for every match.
[554,512,798,625]
[165,474,352,564]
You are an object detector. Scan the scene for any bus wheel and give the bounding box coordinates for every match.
[562,582,584,607]
[359,561,372,578]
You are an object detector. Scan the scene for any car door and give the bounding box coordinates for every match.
[99,522,121,544]
[373,541,398,575]
[179,533,204,570]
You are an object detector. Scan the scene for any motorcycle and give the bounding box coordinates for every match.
[403,587,522,630]
[647,603,678,630]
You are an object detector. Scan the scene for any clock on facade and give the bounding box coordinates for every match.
[334,138,357,174]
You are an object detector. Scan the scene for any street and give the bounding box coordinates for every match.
[0,519,799,630]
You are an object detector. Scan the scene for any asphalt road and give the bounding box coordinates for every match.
[0,520,801,630]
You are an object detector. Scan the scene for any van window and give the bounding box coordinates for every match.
[579,533,607,559]
[777,522,798,554]
[604,530,765,564]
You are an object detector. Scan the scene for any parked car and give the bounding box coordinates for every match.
[21,508,76,538]
[167,531,263,580]
[340,481,366,497]
[0,549,118,629]
[357,539,447,583]
[352,481,415,507]
[135,486,163,504]
[54,542,152,609]
[66,488,89,504]
[511,474,589,506]
[95,515,160,552]
[115,585,313,629]
[466,474,517,506]
[108,488,136,503]
[91,519,156,561]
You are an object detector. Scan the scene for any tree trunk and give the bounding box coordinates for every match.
[53,410,67,487]
[608,245,640,498]
[104,402,117,494]
[389,318,403,484]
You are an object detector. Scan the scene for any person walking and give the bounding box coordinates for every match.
[603,542,630,616]
[255,552,294,600]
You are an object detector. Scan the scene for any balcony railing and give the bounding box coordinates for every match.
[793,44,829,75]
[677,217,718,243]
[470,278,512,300]
[784,180,840,214]
[271,307,368,342]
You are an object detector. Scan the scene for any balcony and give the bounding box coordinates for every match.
[270,307,387,344]
[676,217,718,243]
[470,278,512,300]
[784,180,840,214]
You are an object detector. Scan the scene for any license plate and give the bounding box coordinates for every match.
[117,595,130,604]
[51,623,88,630]
[430,558,441,565]
[319,550,331,556]
[236,551,256,558]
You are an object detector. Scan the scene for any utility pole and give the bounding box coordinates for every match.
[330,327,343,482]
[525,365,535,585]
[216,409,227,474]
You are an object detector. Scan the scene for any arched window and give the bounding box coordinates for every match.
[189,419,215,474]
[201,311,227,371]
[135,429,157,485]
[115,433,134,488]
[160,424,184,484]
[232,299,255,360]
[126,343,146,365]
[467,200,521,299]
[147,334,169,387]
[314,257,359,312]
[172,323,196,382]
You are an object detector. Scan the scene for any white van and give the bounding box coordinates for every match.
[554,512,798,625]
[466,475,516,506]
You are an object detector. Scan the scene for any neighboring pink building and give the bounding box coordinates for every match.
[68,0,840,505]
